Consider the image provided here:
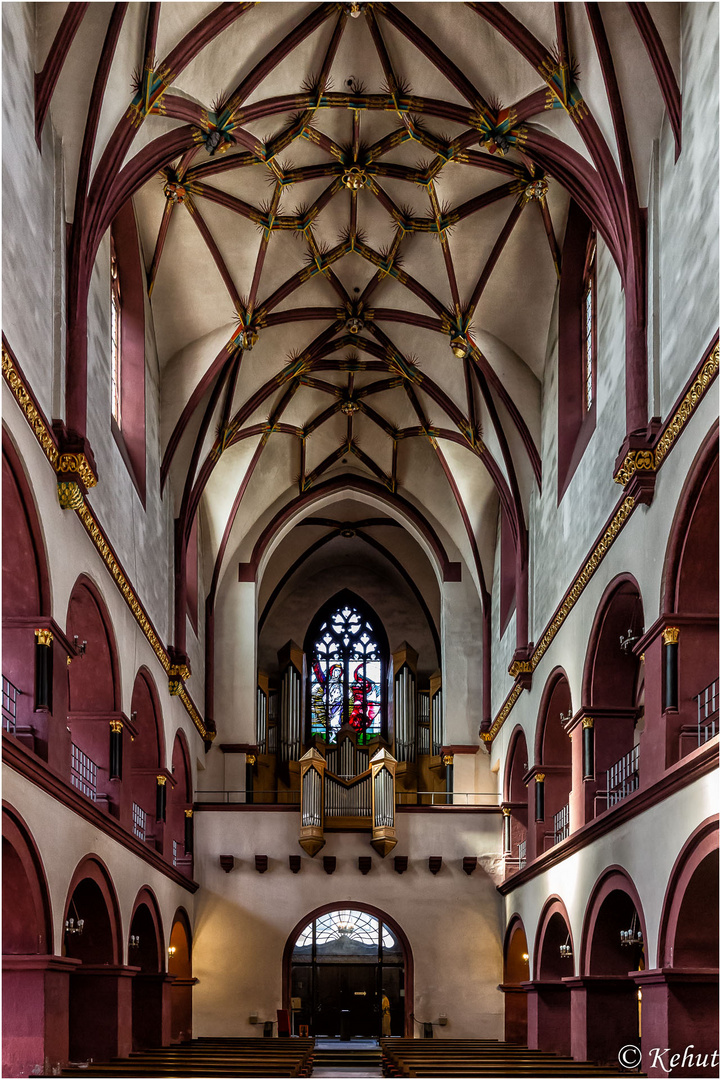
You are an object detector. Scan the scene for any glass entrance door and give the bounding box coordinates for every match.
[289,908,405,1038]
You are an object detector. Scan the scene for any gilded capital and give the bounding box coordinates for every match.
[109,719,123,733]
[582,717,594,729]
[156,774,167,786]
[501,807,511,817]
[535,773,545,783]
[442,754,454,767]
[662,626,680,646]
[246,754,257,766]
[184,808,194,818]
[35,628,53,647]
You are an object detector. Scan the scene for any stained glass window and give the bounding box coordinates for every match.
[110,242,122,425]
[308,597,385,742]
[583,236,596,413]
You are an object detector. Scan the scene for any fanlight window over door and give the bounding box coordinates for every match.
[308,597,386,743]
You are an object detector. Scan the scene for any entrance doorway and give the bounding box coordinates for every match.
[287,907,408,1038]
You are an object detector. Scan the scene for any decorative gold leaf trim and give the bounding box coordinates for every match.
[2,345,58,468]
[34,629,53,647]
[56,452,98,489]
[613,449,655,486]
[654,345,719,470]
[662,626,680,646]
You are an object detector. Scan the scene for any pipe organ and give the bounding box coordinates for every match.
[278,641,304,762]
[256,673,268,752]
[393,642,418,763]
[417,691,430,755]
[298,736,398,856]
[430,670,443,755]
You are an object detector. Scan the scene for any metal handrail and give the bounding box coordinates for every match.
[194,789,500,807]
[553,804,569,844]
[1,675,20,733]
[696,678,719,745]
[595,744,640,811]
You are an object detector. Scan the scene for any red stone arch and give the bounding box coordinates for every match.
[282,901,415,1037]
[651,818,719,1073]
[168,907,193,1044]
[65,576,122,812]
[2,805,58,1079]
[503,727,528,872]
[168,730,193,877]
[578,866,647,1066]
[2,433,53,750]
[658,816,719,969]
[660,426,719,768]
[62,854,123,965]
[63,855,126,1063]
[129,886,168,1050]
[533,669,572,859]
[502,914,529,1044]
[128,668,164,844]
[582,575,644,819]
[2,803,53,955]
[530,896,573,1056]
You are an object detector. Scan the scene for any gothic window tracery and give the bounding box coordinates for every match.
[306,595,387,743]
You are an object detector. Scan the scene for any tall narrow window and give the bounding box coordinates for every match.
[110,240,122,425]
[305,592,388,743]
[582,234,597,413]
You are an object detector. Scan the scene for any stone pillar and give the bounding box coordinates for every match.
[68,965,137,1062]
[633,968,719,1078]
[565,975,639,1066]
[132,972,175,1050]
[523,980,571,1056]
[2,954,80,1076]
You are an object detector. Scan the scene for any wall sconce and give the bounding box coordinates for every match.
[619,628,642,654]
[522,952,529,962]
[168,945,177,957]
[129,935,140,949]
[73,636,87,656]
[559,935,572,959]
[620,913,643,947]
[559,709,572,725]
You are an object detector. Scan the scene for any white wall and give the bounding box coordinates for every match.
[193,809,504,1039]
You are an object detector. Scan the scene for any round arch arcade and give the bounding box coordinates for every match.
[283,903,413,1039]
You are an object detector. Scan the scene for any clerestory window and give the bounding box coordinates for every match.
[305,592,388,743]
[582,233,597,413]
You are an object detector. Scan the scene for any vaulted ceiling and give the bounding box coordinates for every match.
[37,2,680,672]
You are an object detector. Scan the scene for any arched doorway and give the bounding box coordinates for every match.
[531,900,573,1057]
[502,916,530,1044]
[579,870,646,1066]
[2,806,58,1078]
[63,857,125,1063]
[168,909,193,1044]
[283,904,413,1039]
[129,889,166,1050]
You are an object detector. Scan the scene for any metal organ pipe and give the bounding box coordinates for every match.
[280,664,302,761]
[431,688,443,755]
[394,664,417,762]
[302,768,322,827]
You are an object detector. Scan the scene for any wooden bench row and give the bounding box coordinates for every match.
[61,1036,315,1078]
[379,1038,629,1078]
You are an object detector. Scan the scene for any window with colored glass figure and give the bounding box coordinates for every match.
[309,602,384,743]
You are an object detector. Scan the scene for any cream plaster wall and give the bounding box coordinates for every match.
[193,809,504,1039]
[2,766,195,962]
[502,771,717,974]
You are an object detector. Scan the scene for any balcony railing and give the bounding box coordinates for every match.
[553,804,570,844]
[1,676,19,734]
[71,744,97,801]
[605,744,640,807]
[132,802,147,841]
[517,839,526,868]
[696,679,718,745]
